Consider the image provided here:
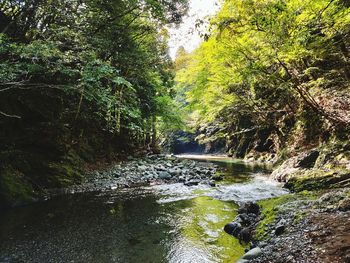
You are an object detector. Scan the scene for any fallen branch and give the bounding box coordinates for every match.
[0,110,21,119]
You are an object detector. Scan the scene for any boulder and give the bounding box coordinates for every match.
[169,168,181,176]
[158,172,172,180]
[271,150,320,182]
[237,202,260,215]
[224,222,242,237]
[298,150,319,168]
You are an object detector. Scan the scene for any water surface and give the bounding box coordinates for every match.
[0,157,287,263]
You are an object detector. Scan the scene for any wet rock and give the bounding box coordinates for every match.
[184,179,200,186]
[178,176,186,182]
[236,213,258,226]
[238,202,260,215]
[224,222,242,237]
[209,180,216,187]
[239,227,252,243]
[241,247,262,260]
[211,175,223,181]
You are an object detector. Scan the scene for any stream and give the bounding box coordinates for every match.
[0,156,288,263]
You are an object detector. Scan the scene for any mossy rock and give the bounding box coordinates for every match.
[44,162,83,188]
[254,191,318,240]
[254,194,295,240]
[0,166,35,208]
[285,169,350,192]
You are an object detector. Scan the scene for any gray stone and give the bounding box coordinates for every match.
[158,172,172,180]
[138,165,147,171]
[241,247,262,260]
[184,179,200,186]
[169,168,181,176]
[156,165,166,171]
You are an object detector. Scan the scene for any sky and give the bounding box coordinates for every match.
[168,0,221,60]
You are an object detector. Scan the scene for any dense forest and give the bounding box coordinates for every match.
[0,0,187,206]
[174,0,350,159]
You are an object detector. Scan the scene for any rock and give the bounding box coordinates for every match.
[184,179,200,186]
[209,180,216,187]
[138,165,147,171]
[224,222,242,237]
[158,172,172,180]
[178,176,186,182]
[271,149,320,182]
[239,227,252,243]
[241,247,262,260]
[275,220,286,236]
[238,202,260,215]
[169,168,181,176]
[338,198,350,211]
[236,213,258,226]
[157,165,167,171]
[298,150,319,168]
[211,175,223,181]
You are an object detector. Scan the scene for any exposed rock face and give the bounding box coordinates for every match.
[271,150,320,182]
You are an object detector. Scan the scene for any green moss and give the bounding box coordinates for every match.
[285,169,350,192]
[254,190,318,240]
[45,162,83,188]
[0,166,34,208]
[254,190,321,240]
[255,194,294,240]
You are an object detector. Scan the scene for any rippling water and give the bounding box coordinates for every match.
[0,156,288,263]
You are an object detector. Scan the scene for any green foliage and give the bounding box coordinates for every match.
[0,0,189,144]
[175,0,350,156]
[0,166,34,208]
[0,0,190,205]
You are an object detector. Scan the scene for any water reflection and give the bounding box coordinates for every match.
[0,157,287,263]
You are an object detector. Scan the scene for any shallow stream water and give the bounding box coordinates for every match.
[0,156,288,263]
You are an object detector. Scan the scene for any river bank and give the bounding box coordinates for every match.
[228,146,350,263]
[46,155,221,197]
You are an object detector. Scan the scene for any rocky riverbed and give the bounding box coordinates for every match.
[48,155,221,197]
[226,189,350,263]
[0,155,289,263]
